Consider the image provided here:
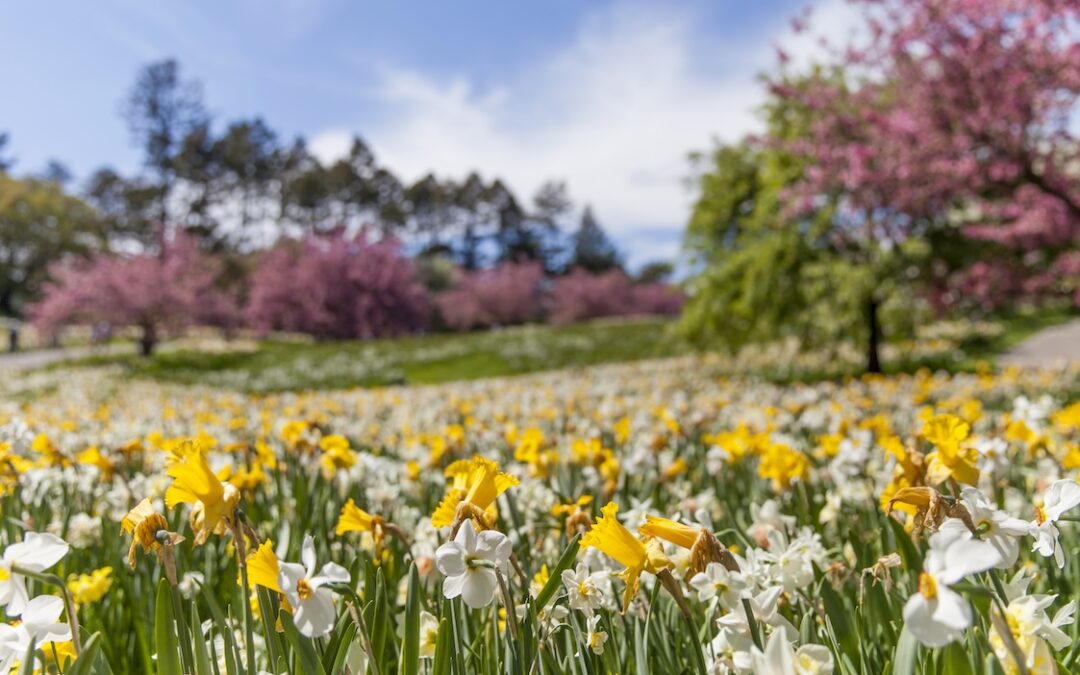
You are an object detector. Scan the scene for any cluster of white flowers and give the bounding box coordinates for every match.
[0,532,72,671]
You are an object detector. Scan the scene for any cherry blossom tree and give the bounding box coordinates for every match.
[29,231,235,355]
[551,268,683,326]
[763,0,1080,365]
[246,228,428,339]
[435,261,545,331]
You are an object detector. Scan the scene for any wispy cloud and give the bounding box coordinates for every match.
[310,1,858,265]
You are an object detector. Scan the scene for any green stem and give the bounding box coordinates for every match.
[12,565,81,654]
[169,582,196,673]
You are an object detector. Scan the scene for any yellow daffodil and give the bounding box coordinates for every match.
[318,434,357,478]
[581,502,672,611]
[246,540,282,593]
[757,442,809,492]
[431,456,518,534]
[922,414,979,486]
[165,441,241,545]
[67,567,113,605]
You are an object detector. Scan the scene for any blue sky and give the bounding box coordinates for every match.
[0,0,855,267]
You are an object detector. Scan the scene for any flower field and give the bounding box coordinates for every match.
[3,356,1080,674]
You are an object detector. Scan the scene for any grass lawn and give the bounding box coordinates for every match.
[39,306,1080,393]
[50,318,689,392]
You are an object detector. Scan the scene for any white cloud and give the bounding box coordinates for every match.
[313,0,860,266]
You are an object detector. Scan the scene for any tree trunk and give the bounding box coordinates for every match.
[139,324,157,357]
[866,297,882,374]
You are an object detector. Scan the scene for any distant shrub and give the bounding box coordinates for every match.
[550,268,684,325]
[436,261,546,331]
[246,228,428,339]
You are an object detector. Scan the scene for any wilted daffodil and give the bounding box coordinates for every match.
[121,498,184,584]
[431,456,519,535]
[581,502,673,612]
[165,441,241,545]
[639,514,739,580]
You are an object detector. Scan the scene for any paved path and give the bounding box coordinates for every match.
[0,344,130,372]
[1000,319,1080,367]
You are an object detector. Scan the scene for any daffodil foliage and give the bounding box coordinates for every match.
[0,358,1079,674]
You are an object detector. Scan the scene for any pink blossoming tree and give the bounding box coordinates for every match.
[246,228,428,339]
[29,231,236,355]
[435,261,545,331]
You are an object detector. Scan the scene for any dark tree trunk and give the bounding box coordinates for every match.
[866,297,882,374]
[139,324,157,357]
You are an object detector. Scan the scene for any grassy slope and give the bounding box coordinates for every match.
[43,307,1080,393]
[53,318,688,392]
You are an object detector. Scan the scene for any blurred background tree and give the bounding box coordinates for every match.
[680,0,1080,372]
[0,174,106,316]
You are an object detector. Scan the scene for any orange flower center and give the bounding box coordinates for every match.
[297,578,313,601]
[918,571,937,600]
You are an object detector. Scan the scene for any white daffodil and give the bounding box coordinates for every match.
[749,500,795,547]
[689,561,747,609]
[0,595,72,673]
[561,563,606,613]
[278,534,350,638]
[750,631,834,675]
[1030,479,1080,568]
[903,519,1002,647]
[961,487,1029,567]
[990,594,1075,674]
[435,520,511,609]
[708,614,755,674]
[585,615,608,655]
[419,611,439,659]
[0,532,70,617]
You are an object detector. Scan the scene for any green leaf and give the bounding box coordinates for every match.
[279,609,326,675]
[328,623,357,675]
[940,642,974,675]
[533,534,582,611]
[190,601,214,675]
[431,617,451,675]
[819,579,858,661]
[401,564,421,675]
[886,517,923,578]
[256,585,284,671]
[65,632,103,675]
[892,625,920,675]
[155,578,183,675]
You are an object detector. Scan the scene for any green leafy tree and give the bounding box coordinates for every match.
[0,174,105,315]
[680,86,930,372]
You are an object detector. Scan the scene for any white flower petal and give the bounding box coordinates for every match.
[4,533,69,572]
[292,590,337,638]
[461,569,497,609]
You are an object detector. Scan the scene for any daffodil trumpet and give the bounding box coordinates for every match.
[335,499,413,560]
[581,502,677,613]
[638,514,740,581]
[886,486,976,535]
